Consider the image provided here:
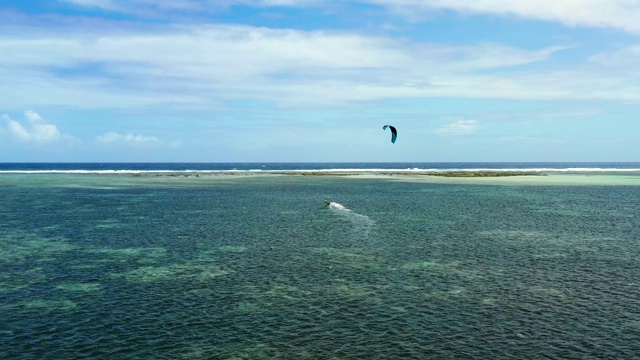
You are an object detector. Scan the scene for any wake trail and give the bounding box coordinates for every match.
[328,202,375,239]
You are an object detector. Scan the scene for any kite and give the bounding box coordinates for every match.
[383,125,397,143]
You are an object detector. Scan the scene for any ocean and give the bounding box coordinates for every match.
[1,163,640,359]
[2,162,640,173]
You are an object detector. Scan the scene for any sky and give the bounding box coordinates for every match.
[1,0,640,162]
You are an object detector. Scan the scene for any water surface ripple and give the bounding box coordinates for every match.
[1,175,639,358]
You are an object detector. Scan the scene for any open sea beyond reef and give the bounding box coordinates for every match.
[2,163,640,359]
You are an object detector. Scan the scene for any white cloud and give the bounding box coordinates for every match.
[1,110,65,143]
[96,131,161,147]
[58,0,640,33]
[368,0,640,34]
[437,120,477,136]
[60,0,640,34]
[2,2,640,111]
[0,24,572,109]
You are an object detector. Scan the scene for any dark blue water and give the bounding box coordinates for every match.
[1,173,640,358]
[1,162,640,172]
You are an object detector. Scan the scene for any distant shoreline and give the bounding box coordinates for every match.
[130,170,545,178]
[3,170,640,186]
[264,171,543,177]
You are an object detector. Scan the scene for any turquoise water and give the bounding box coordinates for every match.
[2,174,640,359]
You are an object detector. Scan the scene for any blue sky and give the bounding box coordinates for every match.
[1,0,640,162]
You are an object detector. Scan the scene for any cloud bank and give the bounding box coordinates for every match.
[374,0,640,34]
[60,0,640,34]
[3,21,638,111]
